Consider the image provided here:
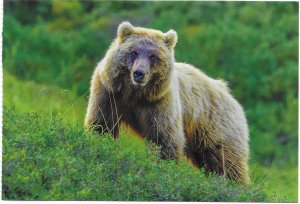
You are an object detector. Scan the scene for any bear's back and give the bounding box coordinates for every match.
[174,62,248,142]
[174,62,229,120]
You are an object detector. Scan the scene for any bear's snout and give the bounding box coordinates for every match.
[133,69,145,82]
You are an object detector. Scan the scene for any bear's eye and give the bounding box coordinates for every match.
[130,51,138,61]
[149,54,158,64]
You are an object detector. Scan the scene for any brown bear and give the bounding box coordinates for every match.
[85,21,249,184]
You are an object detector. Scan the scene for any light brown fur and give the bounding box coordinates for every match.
[85,22,249,184]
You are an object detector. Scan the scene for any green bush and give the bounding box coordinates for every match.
[3,108,271,201]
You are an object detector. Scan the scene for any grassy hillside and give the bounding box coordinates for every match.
[1,72,285,202]
[3,1,298,201]
[4,73,297,201]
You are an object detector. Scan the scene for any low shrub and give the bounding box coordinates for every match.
[3,108,270,201]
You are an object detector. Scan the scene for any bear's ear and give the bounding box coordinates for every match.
[164,29,178,49]
[117,21,134,43]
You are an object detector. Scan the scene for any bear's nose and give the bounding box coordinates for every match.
[133,69,145,82]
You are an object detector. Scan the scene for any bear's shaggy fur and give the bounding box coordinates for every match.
[85,22,249,184]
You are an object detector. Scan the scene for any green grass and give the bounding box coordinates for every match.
[4,72,87,125]
[251,165,298,202]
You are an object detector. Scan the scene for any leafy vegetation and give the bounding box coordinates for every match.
[3,107,271,201]
[3,1,298,201]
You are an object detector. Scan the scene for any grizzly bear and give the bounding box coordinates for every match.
[85,22,249,184]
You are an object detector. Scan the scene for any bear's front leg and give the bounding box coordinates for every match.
[155,120,186,161]
[138,104,186,160]
[85,72,121,139]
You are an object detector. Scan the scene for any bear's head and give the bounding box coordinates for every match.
[111,21,177,89]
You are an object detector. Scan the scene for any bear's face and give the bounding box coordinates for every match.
[113,22,177,88]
